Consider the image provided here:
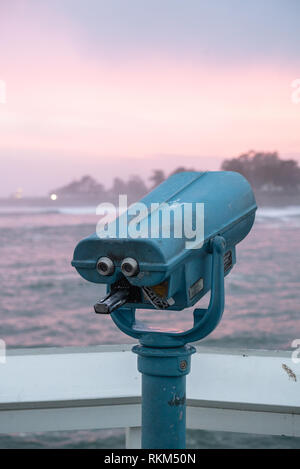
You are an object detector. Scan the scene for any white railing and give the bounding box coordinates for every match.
[0,344,299,448]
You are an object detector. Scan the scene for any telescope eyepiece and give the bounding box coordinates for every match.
[97,257,115,276]
[121,257,139,277]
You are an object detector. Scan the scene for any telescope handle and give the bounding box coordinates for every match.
[111,236,226,347]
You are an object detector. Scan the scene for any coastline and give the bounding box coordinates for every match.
[1,191,300,208]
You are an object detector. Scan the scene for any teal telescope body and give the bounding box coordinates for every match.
[72,171,256,448]
[72,171,256,343]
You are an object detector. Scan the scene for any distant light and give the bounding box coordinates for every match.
[50,193,57,201]
[12,188,23,199]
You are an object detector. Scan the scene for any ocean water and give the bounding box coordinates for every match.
[0,204,299,448]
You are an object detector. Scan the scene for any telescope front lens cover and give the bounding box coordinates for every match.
[121,258,139,277]
[97,257,115,276]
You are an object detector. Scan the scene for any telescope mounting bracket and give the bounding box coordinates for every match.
[110,236,226,348]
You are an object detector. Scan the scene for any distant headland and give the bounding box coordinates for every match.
[2,151,300,208]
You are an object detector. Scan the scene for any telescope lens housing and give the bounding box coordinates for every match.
[97,257,115,276]
[121,258,139,277]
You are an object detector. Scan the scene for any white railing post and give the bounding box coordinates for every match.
[125,427,141,449]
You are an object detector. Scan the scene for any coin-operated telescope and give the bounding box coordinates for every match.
[72,171,257,448]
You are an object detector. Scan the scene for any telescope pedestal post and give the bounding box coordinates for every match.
[132,344,195,449]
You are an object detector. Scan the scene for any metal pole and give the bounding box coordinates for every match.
[133,344,195,449]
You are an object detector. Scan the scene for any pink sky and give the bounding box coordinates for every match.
[0,1,299,196]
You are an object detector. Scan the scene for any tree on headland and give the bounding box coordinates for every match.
[149,167,197,189]
[108,174,148,202]
[127,175,148,199]
[111,177,129,194]
[50,175,105,198]
[149,170,165,189]
[170,166,196,175]
[221,151,300,191]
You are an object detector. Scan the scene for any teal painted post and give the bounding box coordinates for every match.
[133,345,195,449]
